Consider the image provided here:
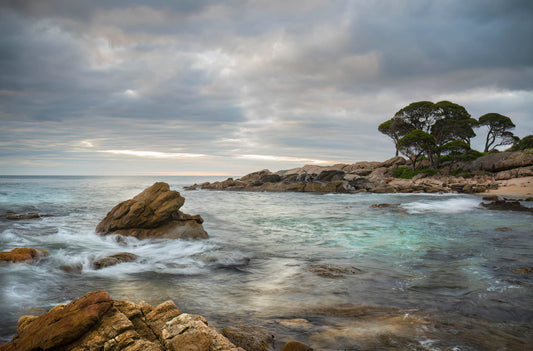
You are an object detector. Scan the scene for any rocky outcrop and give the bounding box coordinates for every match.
[186,152,533,194]
[465,151,533,172]
[481,199,533,213]
[0,248,49,263]
[0,290,245,351]
[96,182,208,240]
[93,252,139,269]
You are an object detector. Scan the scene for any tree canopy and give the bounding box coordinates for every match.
[477,113,516,152]
[398,129,436,171]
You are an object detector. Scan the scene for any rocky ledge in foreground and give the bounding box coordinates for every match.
[186,152,533,194]
[96,182,208,240]
[0,290,309,351]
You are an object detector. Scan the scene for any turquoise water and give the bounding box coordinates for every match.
[1,176,532,349]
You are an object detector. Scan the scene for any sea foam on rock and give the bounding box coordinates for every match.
[96,182,208,240]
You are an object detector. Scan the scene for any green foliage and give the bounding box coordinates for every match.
[393,167,437,179]
[393,167,415,179]
[457,149,484,161]
[509,135,533,151]
[378,118,413,156]
[394,101,437,133]
[477,113,516,152]
[450,169,472,178]
[398,129,436,171]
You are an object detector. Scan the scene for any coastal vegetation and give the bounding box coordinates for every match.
[378,100,525,172]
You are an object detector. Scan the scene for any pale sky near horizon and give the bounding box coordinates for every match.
[1,0,532,176]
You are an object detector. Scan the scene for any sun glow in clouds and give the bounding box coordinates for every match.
[102,150,206,158]
[238,154,332,164]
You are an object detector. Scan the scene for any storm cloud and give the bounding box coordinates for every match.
[1,0,532,175]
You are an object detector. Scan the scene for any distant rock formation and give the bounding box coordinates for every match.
[96,182,208,240]
[185,152,533,194]
[0,248,49,263]
[0,290,244,351]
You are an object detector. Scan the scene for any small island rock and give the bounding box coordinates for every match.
[0,248,49,263]
[96,182,208,240]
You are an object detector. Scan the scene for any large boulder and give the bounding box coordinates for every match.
[96,182,208,240]
[0,290,244,351]
[465,151,533,172]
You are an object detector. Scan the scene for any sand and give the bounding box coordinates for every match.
[480,176,533,197]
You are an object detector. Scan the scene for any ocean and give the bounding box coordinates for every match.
[1,176,532,350]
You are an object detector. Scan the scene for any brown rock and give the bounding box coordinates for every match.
[281,340,313,351]
[306,264,362,278]
[0,248,49,263]
[482,195,500,201]
[162,313,244,351]
[93,252,139,269]
[4,212,40,220]
[220,325,274,351]
[96,182,208,240]
[481,200,533,213]
[465,151,533,172]
[0,290,113,351]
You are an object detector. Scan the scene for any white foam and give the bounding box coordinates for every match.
[400,198,481,214]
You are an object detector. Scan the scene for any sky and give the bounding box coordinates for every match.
[1,0,532,176]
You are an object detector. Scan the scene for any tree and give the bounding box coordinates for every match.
[398,129,436,171]
[393,101,438,133]
[378,118,413,156]
[509,135,533,151]
[477,113,516,152]
[440,140,470,170]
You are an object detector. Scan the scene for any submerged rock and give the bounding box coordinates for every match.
[96,182,208,240]
[3,212,41,220]
[306,264,362,278]
[0,248,49,263]
[481,200,533,213]
[219,325,274,351]
[280,341,314,351]
[0,290,244,351]
[93,252,139,269]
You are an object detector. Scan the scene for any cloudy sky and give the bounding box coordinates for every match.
[1,0,532,176]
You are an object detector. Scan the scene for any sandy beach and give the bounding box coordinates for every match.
[481,176,533,197]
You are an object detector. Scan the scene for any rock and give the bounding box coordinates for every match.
[0,248,49,263]
[516,267,533,274]
[316,170,345,182]
[93,252,139,269]
[370,203,393,208]
[465,151,533,172]
[0,290,113,351]
[220,325,274,351]
[482,195,500,201]
[481,200,533,213]
[306,264,362,278]
[279,319,313,330]
[96,182,208,240]
[0,290,244,351]
[163,313,245,351]
[494,166,533,180]
[60,263,83,273]
[379,156,407,168]
[495,227,512,232]
[280,340,313,351]
[4,212,40,220]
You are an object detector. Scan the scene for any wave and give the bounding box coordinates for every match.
[400,197,482,214]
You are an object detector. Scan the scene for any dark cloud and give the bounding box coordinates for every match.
[0,0,532,175]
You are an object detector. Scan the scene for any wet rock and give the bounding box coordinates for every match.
[280,340,313,351]
[481,200,533,213]
[516,267,533,274]
[495,226,512,232]
[482,195,500,201]
[316,170,345,182]
[163,313,245,351]
[60,263,83,273]
[306,264,362,278]
[0,248,49,263]
[3,212,40,220]
[93,252,139,269]
[370,203,394,208]
[220,325,274,351]
[96,182,208,240]
[0,290,244,351]
[0,290,113,351]
[279,319,313,330]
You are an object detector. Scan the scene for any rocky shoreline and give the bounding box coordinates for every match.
[185,151,533,196]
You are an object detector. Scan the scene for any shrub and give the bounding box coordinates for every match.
[393,167,437,179]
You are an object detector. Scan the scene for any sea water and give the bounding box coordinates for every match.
[1,176,532,349]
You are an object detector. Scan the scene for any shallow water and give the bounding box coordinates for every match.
[1,176,532,349]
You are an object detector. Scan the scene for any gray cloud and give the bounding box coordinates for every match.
[0,0,532,175]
